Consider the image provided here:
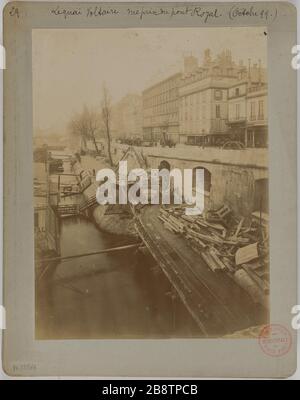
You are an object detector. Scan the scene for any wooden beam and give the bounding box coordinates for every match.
[36,243,142,263]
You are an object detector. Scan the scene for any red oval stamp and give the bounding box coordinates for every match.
[259,324,292,357]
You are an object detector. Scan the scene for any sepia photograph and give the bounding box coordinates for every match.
[33,27,269,340]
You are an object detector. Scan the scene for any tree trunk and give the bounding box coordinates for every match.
[91,133,99,155]
[106,121,113,166]
[81,135,87,152]
[101,84,113,166]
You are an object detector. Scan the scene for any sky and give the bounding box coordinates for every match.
[32,27,267,135]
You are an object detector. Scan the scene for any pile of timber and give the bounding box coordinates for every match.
[158,204,269,307]
[79,193,97,213]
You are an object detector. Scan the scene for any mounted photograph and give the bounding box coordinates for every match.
[3,0,298,379]
[33,27,270,340]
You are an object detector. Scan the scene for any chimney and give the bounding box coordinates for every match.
[225,49,232,63]
[203,49,211,65]
[184,55,198,74]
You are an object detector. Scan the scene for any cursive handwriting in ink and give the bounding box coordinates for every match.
[51,6,82,19]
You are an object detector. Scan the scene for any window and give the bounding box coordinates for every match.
[159,160,171,171]
[258,100,264,120]
[235,88,240,96]
[236,104,240,120]
[215,89,222,100]
[216,104,221,118]
[250,102,256,120]
[34,212,39,229]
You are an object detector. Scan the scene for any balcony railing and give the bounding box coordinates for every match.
[247,84,267,94]
[249,114,266,121]
[227,116,246,123]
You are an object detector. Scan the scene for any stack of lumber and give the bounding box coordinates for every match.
[158,208,185,234]
[157,204,269,306]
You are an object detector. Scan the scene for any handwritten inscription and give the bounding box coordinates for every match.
[229,5,276,21]
[50,6,119,19]
[9,6,20,18]
[51,6,82,19]
[87,6,119,17]
[127,7,169,19]
[8,4,277,23]
[127,6,222,22]
[12,362,37,373]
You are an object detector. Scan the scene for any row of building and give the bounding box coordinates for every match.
[113,49,268,148]
[112,93,143,140]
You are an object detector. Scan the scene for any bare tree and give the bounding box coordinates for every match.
[68,106,100,155]
[68,108,87,151]
[86,108,100,155]
[101,84,113,166]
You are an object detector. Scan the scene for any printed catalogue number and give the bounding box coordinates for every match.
[102,384,198,397]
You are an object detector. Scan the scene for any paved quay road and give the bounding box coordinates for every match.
[137,205,267,336]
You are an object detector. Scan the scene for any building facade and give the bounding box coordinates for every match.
[112,94,143,139]
[141,49,267,148]
[227,62,268,148]
[179,49,251,146]
[142,73,181,144]
[246,84,268,147]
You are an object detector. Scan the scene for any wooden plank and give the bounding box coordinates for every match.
[201,251,220,272]
[233,217,245,239]
[235,242,259,266]
[209,249,226,270]
[36,243,142,263]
